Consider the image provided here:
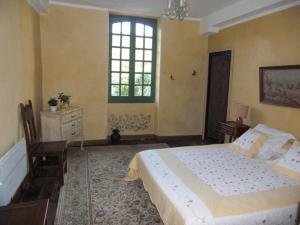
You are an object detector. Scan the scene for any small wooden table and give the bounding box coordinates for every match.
[0,199,49,225]
[218,121,249,143]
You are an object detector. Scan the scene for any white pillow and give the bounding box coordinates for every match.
[254,124,295,139]
[273,142,300,179]
[230,129,268,157]
[255,135,294,160]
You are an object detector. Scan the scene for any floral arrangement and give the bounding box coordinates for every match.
[58,92,71,104]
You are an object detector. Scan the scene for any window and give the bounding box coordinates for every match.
[109,15,157,103]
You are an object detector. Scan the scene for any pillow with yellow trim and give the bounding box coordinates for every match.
[230,129,268,157]
[272,142,300,179]
[255,137,295,160]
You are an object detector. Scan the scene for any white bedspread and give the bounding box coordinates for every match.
[126,144,300,225]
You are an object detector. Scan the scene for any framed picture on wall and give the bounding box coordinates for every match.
[259,65,300,108]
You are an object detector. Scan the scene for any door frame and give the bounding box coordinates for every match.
[203,49,234,140]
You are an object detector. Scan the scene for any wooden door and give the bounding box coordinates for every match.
[205,50,231,140]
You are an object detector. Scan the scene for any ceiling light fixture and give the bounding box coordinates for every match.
[164,0,189,21]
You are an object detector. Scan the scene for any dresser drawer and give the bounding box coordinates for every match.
[62,110,81,123]
[62,129,81,140]
[61,119,81,134]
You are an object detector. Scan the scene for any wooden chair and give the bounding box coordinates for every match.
[20,100,67,186]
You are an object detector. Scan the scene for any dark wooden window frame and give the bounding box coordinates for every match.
[108,15,157,103]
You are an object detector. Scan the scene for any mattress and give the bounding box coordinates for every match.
[126,144,300,225]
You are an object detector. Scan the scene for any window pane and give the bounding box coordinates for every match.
[122,36,130,47]
[121,73,129,84]
[135,37,143,48]
[111,73,120,84]
[122,22,130,35]
[135,50,143,60]
[143,74,151,85]
[112,48,120,59]
[112,35,121,46]
[121,61,129,72]
[111,85,120,96]
[121,48,130,60]
[144,50,152,61]
[145,38,152,49]
[143,86,151,96]
[109,16,156,101]
[136,23,144,36]
[111,60,120,71]
[112,23,121,34]
[135,74,143,85]
[134,86,142,96]
[144,62,152,73]
[135,62,143,72]
[121,85,129,96]
[145,26,153,37]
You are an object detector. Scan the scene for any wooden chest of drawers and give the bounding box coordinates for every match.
[41,107,84,149]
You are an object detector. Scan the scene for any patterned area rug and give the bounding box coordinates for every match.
[55,144,168,225]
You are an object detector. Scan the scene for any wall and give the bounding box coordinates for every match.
[157,18,208,136]
[41,4,208,139]
[108,19,208,137]
[0,0,43,156]
[40,5,109,140]
[208,6,300,138]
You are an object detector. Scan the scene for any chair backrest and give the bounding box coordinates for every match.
[20,100,38,153]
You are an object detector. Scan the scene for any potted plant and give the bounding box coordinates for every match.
[48,97,58,112]
[110,127,121,145]
[58,92,71,109]
[108,115,123,144]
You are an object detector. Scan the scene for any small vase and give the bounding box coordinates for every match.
[50,106,57,112]
[110,129,121,145]
[62,102,70,109]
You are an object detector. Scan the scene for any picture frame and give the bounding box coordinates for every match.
[259,65,300,108]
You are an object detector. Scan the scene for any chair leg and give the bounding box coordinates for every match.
[64,148,67,173]
[64,159,67,173]
[58,154,64,186]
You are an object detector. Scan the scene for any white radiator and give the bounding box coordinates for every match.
[0,138,28,206]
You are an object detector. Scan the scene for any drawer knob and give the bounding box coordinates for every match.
[72,124,75,127]
[72,132,75,135]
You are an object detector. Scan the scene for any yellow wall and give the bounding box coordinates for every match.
[41,5,208,138]
[208,6,300,138]
[0,0,43,156]
[108,19,208,137]
[157,18,208,136]
[40,5,109,140]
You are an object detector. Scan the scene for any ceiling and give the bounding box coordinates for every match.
[50,0,243,19]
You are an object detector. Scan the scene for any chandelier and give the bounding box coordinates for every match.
[164,0,189,21]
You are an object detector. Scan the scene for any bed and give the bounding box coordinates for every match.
[126,129,300,225]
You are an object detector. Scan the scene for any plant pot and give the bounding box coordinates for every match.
[110,129,121,145]
[50,106,57,112]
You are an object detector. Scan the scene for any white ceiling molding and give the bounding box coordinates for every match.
[49,0,201,21]
[201,0,300,35]
[27,0,300,35]
[49,0,108,12]
[26,0,49,15]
